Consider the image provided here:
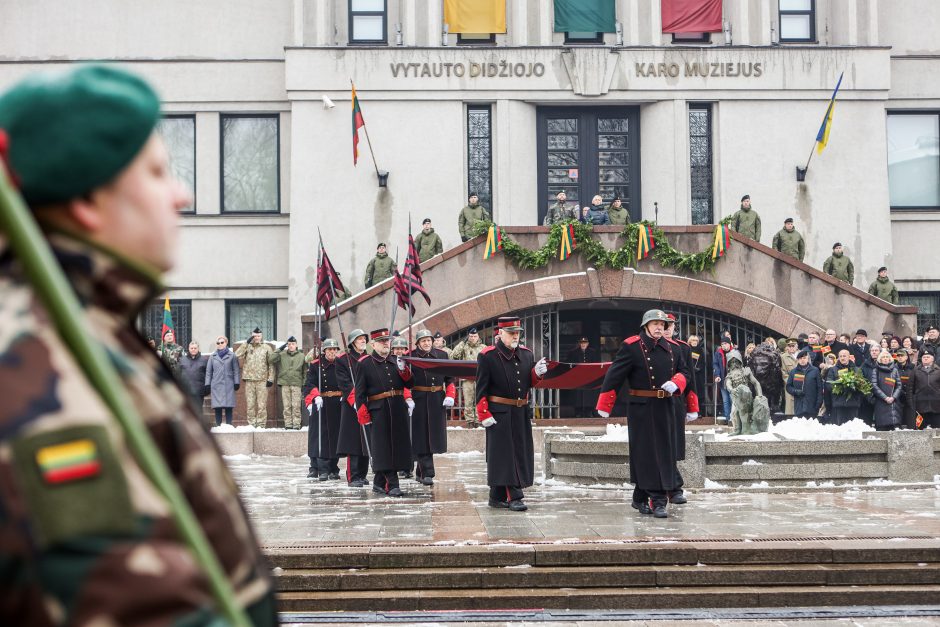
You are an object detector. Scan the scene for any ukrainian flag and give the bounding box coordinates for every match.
[815,71,844,155]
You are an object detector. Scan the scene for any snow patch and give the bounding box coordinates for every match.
[741,459,762,466]
[596,424,629,442]
[504,564,532,569]
[711,417,873,441]
[806,480,836,488]
[703,478,728,489]
[212,424,256,433]
[749,481,770,488]
[223,454,253,461]
[867,478,895,486]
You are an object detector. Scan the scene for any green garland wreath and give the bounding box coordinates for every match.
[471,217,733,275]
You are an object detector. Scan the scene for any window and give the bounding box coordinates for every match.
[157,116,195,212]
[887,112,940,209]
[467,105,493,213]
[349,0,387,44]
[221,115,280,213]
[672,32,711,44]
[137,299,192,348]
[899,292,940,333]
[226,300,276,342]
[457,33,496,45]
[779,0,815,42]
[689,104,714,224]
[564,32,604,44]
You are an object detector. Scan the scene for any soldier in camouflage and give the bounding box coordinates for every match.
[823,242,855,285]
[867,266,899,305]
[268,335,307,429]
[544,190,578,225]
[235,327,275,428]
[0,65,276,625]
[730,194,761,242]
[450,327,485,426]
[771,218,805,262]
[457,192,492,242]
[159,328,184,378]
[363,242,395,288]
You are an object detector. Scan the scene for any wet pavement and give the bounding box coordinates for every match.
[226,452,940,548]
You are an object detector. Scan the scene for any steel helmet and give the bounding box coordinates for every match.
[640,309,671,327]
[347,329,367,346]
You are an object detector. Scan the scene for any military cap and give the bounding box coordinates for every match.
[321,338,340,350]
[926,325,939,332]
[0,65,161,206]
[797,348,811,359]
[878,266,888,273]
[286,336,297,343]
[786,338,798,345]
[422,218,431,225]
[433,331,443,338]
[468,191,478,198]
[855,329,868,337]
[833,242,843,249]
[376,243,386,250]
[369,328,390,341]
[784,217,794,224]
[579,336,589,342]
[923,347,937,358]
[741,194,750,201]
[252,327,262,334]
[391,336,409,349]
[347,329,367,346]
[468,327,478,334]
[640,309,671,327]
[496,316,524,332]
[415,329,433,342]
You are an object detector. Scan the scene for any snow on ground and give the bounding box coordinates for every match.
[211,424,308,433]
[742,459,762,465]
[703,478,728,488]
[596,423,629,441]
[705,416,874,441]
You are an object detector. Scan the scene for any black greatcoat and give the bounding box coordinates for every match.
[596,332,690,493]
[354,354,414,472]
[670,339,693,461]
[302,357,342,459]
[335,350,368,456]
[475,341,536,489]
[409,347,451,455]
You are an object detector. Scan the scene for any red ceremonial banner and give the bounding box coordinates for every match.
[661,0,722,34]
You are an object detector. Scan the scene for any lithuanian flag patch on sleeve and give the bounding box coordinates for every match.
[36,438,101,484]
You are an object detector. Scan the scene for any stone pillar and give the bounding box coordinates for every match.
[542,431,564,481]
[876,430,935,483]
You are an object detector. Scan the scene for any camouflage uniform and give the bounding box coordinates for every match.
[269,347,307,429]
[868,276,899,304]
[543,200,578,225]
[730,206,762,242]
[414,228,443,262]
[363,252,395,288]
[607,204,630,226]
[235,341,274,427]
[823,252,854,284]
[772,228,806,262]
[451,337,485,424]
[457,203,491,241]
[159,341,183,378]
[0,232,277,625]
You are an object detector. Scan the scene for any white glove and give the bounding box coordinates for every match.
[314,396,323,411]
[685,412,698,423]
[406,398,415,416]
[597,410,610,418]
[661,380,679,394]
[442,396,454,407]
[306,404,313,415]
[396,356,406,371]
[481,417,496,428]
[534,357,548,377]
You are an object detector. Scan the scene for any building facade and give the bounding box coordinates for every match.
[2,0,939,349]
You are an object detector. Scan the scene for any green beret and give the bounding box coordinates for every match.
[0,64,160,206]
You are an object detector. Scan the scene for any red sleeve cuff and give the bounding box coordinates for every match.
[596,389,617,414]
[403,388,412,400]
[445,383,456,400]
[686,390,699,413]
[671,373,687,394]
[476,396,492,421]
[357,404,371,425]
[305,388,320,405]
[347,389,356,408]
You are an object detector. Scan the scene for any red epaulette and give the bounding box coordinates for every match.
[665,337,682,346]
[310,358,320,366]
[517,345,532,352]
[357,353,370,362]
[624,335,640,344]
[481,345,496,354]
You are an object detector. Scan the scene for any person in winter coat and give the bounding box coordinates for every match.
[869,349,902,430]
[712,337,734,420]
[780,338,800,414]
[414,218,443,262]
[363,242,396,288]
[458,192,492,241]
[730,194,761,242]
[205,335,241,426]
[687,335,709,413]
[824,349,864,425]
[581,195,611,225]
[607,196,630,226]
[823,242,855,285]
[867,266,900,304]
[895,349,917,428]
[159,329,184,378]
[908,349,940,429]
[268,336,307,429]
[786,349,823,418]
[544,190,578,225]
[858,343,881,425]
[771,218,805,261]
[179,340,209,408]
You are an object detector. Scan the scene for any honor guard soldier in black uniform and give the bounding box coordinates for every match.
[596,309,691,518]
[407,329,455,485]
[476,317,549,511]
[355,329,414,496]
[303,338,343,480]
[335,328,370,486]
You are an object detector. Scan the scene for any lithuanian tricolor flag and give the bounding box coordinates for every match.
[559,224,576,261]
[352,84,365,165]
[637,224,654,260]
[160,297,174,341]
[36,439,101,484]
[712,224,732,259]
[483,225,503,259]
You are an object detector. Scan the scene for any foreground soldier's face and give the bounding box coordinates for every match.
[354,337,367,351]
[469,333,479,343]
[663,325,674,338]
[645,321,665,338]
[499,329,520,349]
[392,347,406,356]
[83,133,191,273]
[373,339,390,356]
[324,348,339,360]
[417,337,432,351]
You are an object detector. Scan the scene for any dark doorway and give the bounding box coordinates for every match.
[537,106,641,225]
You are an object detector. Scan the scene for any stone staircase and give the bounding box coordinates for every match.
[269,538,940,612]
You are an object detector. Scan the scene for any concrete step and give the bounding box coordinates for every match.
[274,562,940,592]
[276,584,940,612]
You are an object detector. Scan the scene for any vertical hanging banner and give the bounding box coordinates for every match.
[443,0,506,33]
[711,224,732,259]
[661,0,723,33]
[483,225,503,259]
[637,224,655,260]
[559,224,577,261]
